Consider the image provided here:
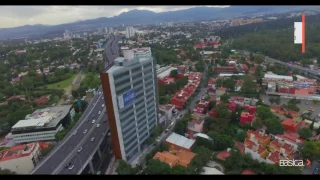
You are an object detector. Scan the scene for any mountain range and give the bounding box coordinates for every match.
[0,6,317,40]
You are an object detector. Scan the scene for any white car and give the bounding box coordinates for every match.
[77,147,82,152]
[92,120,96,124]
[102,104,105,107]
[69,165,74,170]
[97,124,100,128]
[102,97,104,100]
[91,137,95,142]
[83,129,88,134]
[98,111,101,115]
[73,131,77,135]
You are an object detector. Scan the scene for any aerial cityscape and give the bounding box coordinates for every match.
[0,5,320,175]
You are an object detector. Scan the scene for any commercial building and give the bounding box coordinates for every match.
[11,105,75,144]
[100,48,158,162]
[126,26,135,39]
[159,104,175,120]
[132,47,152,59]
[0,142,41,174]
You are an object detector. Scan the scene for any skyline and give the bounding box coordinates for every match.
[0,6,229,29]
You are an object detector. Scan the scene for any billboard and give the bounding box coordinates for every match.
[118,89,136,109]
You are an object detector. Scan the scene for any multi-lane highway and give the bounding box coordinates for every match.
[240,50,320,78]
[32,34,121,174]
[31,88,106,174]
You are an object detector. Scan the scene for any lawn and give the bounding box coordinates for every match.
[45,74,77,89]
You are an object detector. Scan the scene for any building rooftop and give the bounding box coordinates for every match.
[166,132,195,149]
[12,105,72,131]
[242,169,256,175]
[159,104,175,111]
[0,142,38,162]
[157,67,177,79]
[201,167,224,175]
[153,151,196,168]
[264,74,293,81]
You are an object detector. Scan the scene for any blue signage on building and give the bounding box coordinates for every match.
[118,89,136,109]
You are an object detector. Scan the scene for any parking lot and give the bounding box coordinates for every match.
[261,95,320,121]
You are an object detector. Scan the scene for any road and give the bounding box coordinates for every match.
[189,62,209,111]
[58,112,109,174]
[303,161,320,174]
[239,50,320,77]
[32,88,105,174]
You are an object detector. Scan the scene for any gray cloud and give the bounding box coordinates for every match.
[0,6,229,28]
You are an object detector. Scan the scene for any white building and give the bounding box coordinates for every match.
[159,104,175,120]
[126,26,136,39]
[132,47,152,59]
[104,27,108,34]
[109,27,114,34]
[63,30,72,40]
[0,142,41,174]
[11,105,75,144]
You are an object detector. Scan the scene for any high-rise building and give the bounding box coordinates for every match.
[105,27,108,34]
[109,27,114,34]
[100,48,158,162]
[126,26,135,39]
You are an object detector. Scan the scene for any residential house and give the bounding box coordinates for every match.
[281,118,310,133]
[247,130,271,147]
[240,112,255,125]
[11,77,21,84]
[274,133,304,152]
[244,139,269,162]
[165,132,196,152]
[215,87,226,97]
[6,95,26,102]
[153,151,196,168]
[35,96,49,105]
[187,118,204,134]
[159,104,175,120]
[268,139,294,160]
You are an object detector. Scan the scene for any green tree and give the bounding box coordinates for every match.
[0,168,15,174]
[241,76,257,94]
[256,106,274,120]
[20,76,34,89]
[170,70,178,78]
[116,160,138,174]
[146,159,171,174]
[211,133,234,151]
[264,118,284,135]
[298,127,313,139]
[269,97,275,105]
[235,131,247,142]
[196,136,213,150]
[299,141,320,161]
[253,54,265,64]
[252,118,264,130]
[171,165,190,174]
[220,94,230,103]
[208,101,216,111]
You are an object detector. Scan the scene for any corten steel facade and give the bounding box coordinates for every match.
[100,56,158,162]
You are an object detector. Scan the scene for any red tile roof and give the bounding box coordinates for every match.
[216,151,230,161]
[248,130,269,141]
[0,142,38,162]
[267,151,280,163]
[242,169,256,175]
[234,141,245,154]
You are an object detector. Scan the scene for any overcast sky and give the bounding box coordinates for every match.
[0,6,229,29]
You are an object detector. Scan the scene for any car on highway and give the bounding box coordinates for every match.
[69,165,74,170]
[77,147,82,152]
[92,115,95,119]
[91,137,95,142]
[92,120,96,124]
[313,168,319,175]
[65,162,71,169]
[97,124,100,128]
[104,118,107,123]
[98,111,101,115]
[107,132,111,136]
[83,129,88,134]
[99,92,101,95]
[102,104,105,107]
[73,131,77,135]
[97,171,101,175]
[102,97,104,100]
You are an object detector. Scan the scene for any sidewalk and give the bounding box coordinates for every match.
[105,156,117,174]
